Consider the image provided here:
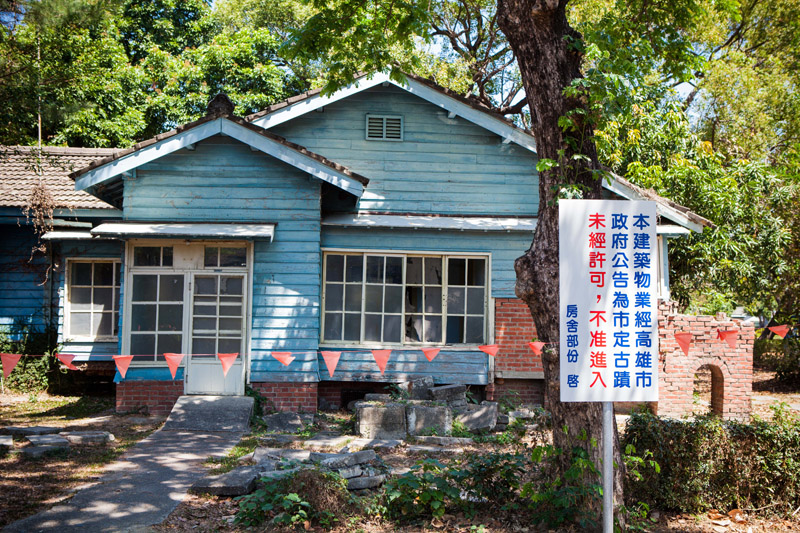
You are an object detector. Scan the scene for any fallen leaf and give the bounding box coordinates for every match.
[708,510,726,520]
[728,508,747,524]
[431,518,444,528]
[711,518,731,527]
[712,527,727,533]
[303,519,311,530]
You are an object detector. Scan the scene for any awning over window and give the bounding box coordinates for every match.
[90,222,275,240]
[42,231,95,240]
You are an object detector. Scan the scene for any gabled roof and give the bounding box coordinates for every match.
[246,71,538,153]
[70,113,370,201]
[0,146,116,210]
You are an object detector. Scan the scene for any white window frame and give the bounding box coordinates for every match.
[365,114,404,141]
[122,240,252,367]
[64,258,121,342]
[321,248,492,348]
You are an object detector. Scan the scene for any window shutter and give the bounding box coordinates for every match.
[365,115,403,141]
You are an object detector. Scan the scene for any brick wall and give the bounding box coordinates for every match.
[486,378,545,406]
[115,380,183,415]
[494,298,542,374]
[251,382,318,413]
[656,300,754,421]
[317,381,391,410]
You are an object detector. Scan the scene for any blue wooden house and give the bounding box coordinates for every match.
[0,73,708,413]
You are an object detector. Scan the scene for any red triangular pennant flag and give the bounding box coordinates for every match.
[320,351,341,378]
[112,355,134,379]
[217,353,238,377]
[372,350,391,375]
[56,353,78,370]
[1,353,21,379]
[717,329,738,349]
[478,345,499,357]
[271,352,295,366]
[674,332,692,356]
[421,348,440,362]
[768,325,791,339]
[163,353,185,379]
[528,341,546,355]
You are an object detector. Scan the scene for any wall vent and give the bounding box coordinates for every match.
[365,114,403,141]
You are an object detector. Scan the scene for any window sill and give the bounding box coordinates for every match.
[63,337,119,344]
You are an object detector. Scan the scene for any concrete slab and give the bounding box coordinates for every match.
[261,412,313,434]
[302,434,352,450]
[0,434,13,448]
[347,475,385,490]
[61,431,115,445]
[346,438,402,450]
[413,436,473,446]
[2,426,60,436]
[20,445,69,458]
[190,465,260,496]
[26,434,70,447]
[161,395,253,432]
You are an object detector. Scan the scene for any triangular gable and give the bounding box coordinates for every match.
[71,116,368,198]
[247,72,538,153]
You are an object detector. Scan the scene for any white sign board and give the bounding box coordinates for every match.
[559,200,659,402]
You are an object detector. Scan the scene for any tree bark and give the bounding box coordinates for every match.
[496,0,625,525]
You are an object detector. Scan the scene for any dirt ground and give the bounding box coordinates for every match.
[2,369,799,532]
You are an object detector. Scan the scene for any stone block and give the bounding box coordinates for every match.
[0,435,13,448]
[408,376,435,400]
[413,436,473,446]
[454,403,497,433]
[26,434,70,447]
[20,445,68,457]
[347,438,402,450]
[406,445,464,454]
[309,452,345,463]
[347,475,385,490]
[302,434,351,450]
[363,393,392,402]
[190,466,260,496]
[60,431,115,445]
[2,426,59,436]
[262,412,313,434]
[337,466,362,479]
[355,402,406,440]
[429,384,466,402]
[321,449,377,469]
[405,404,452,436]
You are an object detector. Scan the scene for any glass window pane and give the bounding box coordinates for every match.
[384,286,402,313]
[219,317,241,331]
[160,275,184,301]
[71,262,92,285]
[425,257,443,285]
[220,296,240,304]
[220,247,247,267]
[467,259,486,286]
[323,313,342,341]
[131,304,156,331]
[364,314,381,341]
[219,305,242,316]
[193,336,216,355]
[447,287,465,314]
[195,296,216,304]
[218,338,241,354]
[344,285,362,312]
[325,284,343,311]
[446,316,464,344]
[195,276,217,295]
[194,304,216,316]
[466,317,484,344]
[158,304,183,331]
[93,288,113,311]
[345,255,363,282]
[130,334,155,355]
[115,288,120,310]
[132,275,158,301]
[204,247,219,267]
[115,263,122,284]
[448,258,466,285]
[70,287,92,310]
[385,257,403,284]
[69,312,91,336]
[326,255,344,282]
[405,315,423,343]
[364,285,383,313]
[134,247,161,267]
[467,288,485,315]
[221,277,243,295]
[113,311,119,336]
[343,313,361,341]
[405,286,422,313]
[157,334,181,355]
[94,262,114,285]
[366,256,383,283]
[384,315,401,343]
[406,257,422,284]
[162,247,173,267]
[193,317,217,330]
[94,312,113,337]
[425,287,442,313]
[424,316,442,343]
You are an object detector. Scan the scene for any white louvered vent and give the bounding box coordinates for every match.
[365,114,403,141]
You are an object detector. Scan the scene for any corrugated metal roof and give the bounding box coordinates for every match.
[0,146,117,209]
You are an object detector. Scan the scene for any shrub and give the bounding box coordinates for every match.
[449,452,529,513]
[623,409,800,515]
[0,324,57,393]
[384,458,460,521]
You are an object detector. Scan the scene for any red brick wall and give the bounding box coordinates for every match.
[115,380,183,415]
[494,298,542,373]
[251,382,318,413]
[317,381,390,409]
[656,300,754,421]
[486,379,544,406]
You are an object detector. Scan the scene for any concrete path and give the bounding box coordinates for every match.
[5,396,253,533]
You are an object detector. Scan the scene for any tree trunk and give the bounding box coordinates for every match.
[497,0,625,525]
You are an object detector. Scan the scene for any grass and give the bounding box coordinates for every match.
[204,431,264,475]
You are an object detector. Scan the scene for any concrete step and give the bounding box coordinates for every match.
[162,395,253,432]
